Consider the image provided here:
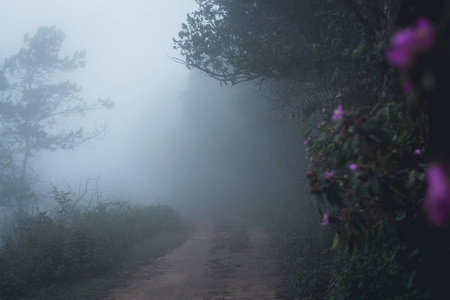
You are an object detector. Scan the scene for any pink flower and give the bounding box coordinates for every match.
[304,137,311,144]
[387,18,435,69]
[322,108,326,113]
[415,149,422,155]
[335,93,342,98]
[332,105,344,120]
[349,163,358,171]
[425,165,450,226]
[415,18,435,50]
[324,170,335,179]
[404,79,414,93]
[322,212,329,226]
[387,28,417,68]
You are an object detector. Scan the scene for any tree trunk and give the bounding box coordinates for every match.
[17,134,31,219]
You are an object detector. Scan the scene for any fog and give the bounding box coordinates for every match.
[3,2,442,299]
[0,0,303,213]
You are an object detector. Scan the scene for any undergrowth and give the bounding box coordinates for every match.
[0,203,189,300]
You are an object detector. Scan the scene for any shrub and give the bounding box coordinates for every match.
[0,203,186,299]
[305,3,450,298]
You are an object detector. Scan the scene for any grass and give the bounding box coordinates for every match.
[14,231,188,300]
[0,204,190,300]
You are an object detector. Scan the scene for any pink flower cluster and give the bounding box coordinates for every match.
[425,165,450,226]
[324,170,334,179]
[332,105,344,120]
[349,163,358,171]
[387,18,435,69]
[322,212,329,226]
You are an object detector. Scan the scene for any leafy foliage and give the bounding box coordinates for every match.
[0,201,187,299]
[174,0,394,109]
[304,2,450,298]
[175,1,450,299]
[307,101,426,253]
[326,249,428,300]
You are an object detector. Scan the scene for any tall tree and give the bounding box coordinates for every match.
[0,26,113,217]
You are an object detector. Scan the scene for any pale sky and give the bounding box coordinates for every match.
[0,0,199,202]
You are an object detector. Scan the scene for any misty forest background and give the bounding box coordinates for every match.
[2,0,450,299]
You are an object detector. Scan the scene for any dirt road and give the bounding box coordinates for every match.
[104,217,287,300]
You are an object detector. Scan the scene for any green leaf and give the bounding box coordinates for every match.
[360,122,378,133]
[395,211,406,222]
[332,233,342,250]
[369,174,380,196]
[406,271,416,289]
[326,182,343,208]
[375,130,392,145]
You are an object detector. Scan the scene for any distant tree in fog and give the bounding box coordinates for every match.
[0,26,113,218]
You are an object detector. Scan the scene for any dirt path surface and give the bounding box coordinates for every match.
[104,217,287,300]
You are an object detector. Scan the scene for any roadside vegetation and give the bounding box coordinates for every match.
[0,25,189,300]
[0,199,188,300]
[175,1,450,299]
